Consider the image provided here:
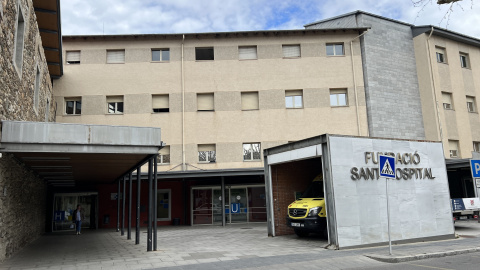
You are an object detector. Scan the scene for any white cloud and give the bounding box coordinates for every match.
[60,0,480,38]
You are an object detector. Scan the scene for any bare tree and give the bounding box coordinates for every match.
[412,0,474,28]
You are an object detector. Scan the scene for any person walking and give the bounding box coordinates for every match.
[73,204,84,235]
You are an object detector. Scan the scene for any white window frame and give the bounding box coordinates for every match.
[198,144,216,163]
[241,91,259,110]
[442,92,453,110]
[474,142,480,152]
[467,96,476,113]
[282,44,301,58]
[238,46,257,60]
[330,89,348,107]
[107,96,124,114]
[157,146,170,165]
[156,189,171,221]
[151,49,170,62]
[436,47,447,64]
[65,97,82,115]
[285,90,303,109]
[197,93,214,111]
[326,43,344,56]
[13,3,26,75]
[460,53,469,69]
[106,50,125,64]
[152,94,169,113]
[243,143,261,161]
[448,140,459,158]
[66,51,81,64]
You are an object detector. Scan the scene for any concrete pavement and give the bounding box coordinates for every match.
[0,221,479,270]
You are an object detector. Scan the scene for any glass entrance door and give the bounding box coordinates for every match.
[229,188,247,223]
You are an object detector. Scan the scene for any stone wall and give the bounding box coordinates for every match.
[0,0,55,262]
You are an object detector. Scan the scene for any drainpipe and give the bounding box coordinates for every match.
[426,27,443,142]
[181,35,186,171]
[350,30,368,136]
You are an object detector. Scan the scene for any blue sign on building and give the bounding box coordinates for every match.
[470,159,480,178]
[379,155,395,179]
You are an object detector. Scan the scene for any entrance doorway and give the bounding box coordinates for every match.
[52,193,98,231]
[192,186,266,225]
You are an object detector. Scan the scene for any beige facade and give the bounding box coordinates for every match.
[54,30,369,171]
[414,29,480,159]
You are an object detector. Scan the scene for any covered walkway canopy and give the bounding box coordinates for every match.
[0,121,162,187]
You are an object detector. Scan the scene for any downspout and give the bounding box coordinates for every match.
[426,27,443,142]
[181,35,186,171]
[350,30,368,136]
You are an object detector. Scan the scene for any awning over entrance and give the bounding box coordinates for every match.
[0,121,162,187]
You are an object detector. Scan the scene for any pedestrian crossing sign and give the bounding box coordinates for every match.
[379,155,395,179]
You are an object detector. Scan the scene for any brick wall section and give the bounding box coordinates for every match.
[0,0,56,262]
[271,158,322,236]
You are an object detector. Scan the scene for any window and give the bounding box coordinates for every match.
[442,92,453,110]
[326,43,344,56]
[197,93,214,111]
[106,50,125,64]
[157,146,170,164]
[238,46,257,60]
[460,53,469,68]
[282,45,300,58]
[241,92,259,110]
[34,66,41,111]
[195,47,214,61]
[65,98,82,115]
[13,3,25,73]
[66,51,81,64]
[474,142,480,152]
[107,96,124,114]
[330,89,348,107]
[448,140,459,158]
[285,90,303,108]
[152,94,169,113]
[45,99,50,122]
[436,47,446,63]
[243,143,261,161]
[152,49,170,62]
[467,96,476,113]
[156,189,171,221]
[198,144,216,163]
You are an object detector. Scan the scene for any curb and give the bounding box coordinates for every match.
[365,247,480,263]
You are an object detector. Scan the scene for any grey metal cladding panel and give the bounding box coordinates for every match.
[359,15,426,140]
[90,125,161,146]
[305,15,357,29]
[1,121,89,144]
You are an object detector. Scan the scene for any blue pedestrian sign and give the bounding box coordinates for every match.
[470,159,480,178]
[379,155,395,179]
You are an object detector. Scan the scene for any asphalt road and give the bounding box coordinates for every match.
[356,252,480,270]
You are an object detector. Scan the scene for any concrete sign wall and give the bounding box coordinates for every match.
[327,136,454,248]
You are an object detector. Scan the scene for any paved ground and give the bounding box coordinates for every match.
[1,221,480,270]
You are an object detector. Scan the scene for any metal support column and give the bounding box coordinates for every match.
[147,158,153,251]
[121,175,126,235]
[153,157,158,250]
[117,179,120,232]
[128,172,132,240]
[221,177,226,227]
[135,167,141,245]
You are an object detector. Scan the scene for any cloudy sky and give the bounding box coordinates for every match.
[60,0,480,38]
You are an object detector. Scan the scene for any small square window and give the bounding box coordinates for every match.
[442,92,453,110]
[241,92,259,110]
[152,49,170,62]
[152,94,169,113]
[198,144,216,163]
[460,53,469,68]
[285,90,303,109]
[239,46,257,60]
[243,143,261,161]
[195,47,214,61]
[448,140,459,158]
[282,45,300,58]
[107,50,125,64]
[330,89,348,107]
[436,47,446,63]
[474,142,480,152]
[66,51,81,64]
[197,93,214,111]
[65,98,82,115]
[326,43,344,56]
[157,146,170,164]
[107,96,124,114]
[467,96,476,113]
